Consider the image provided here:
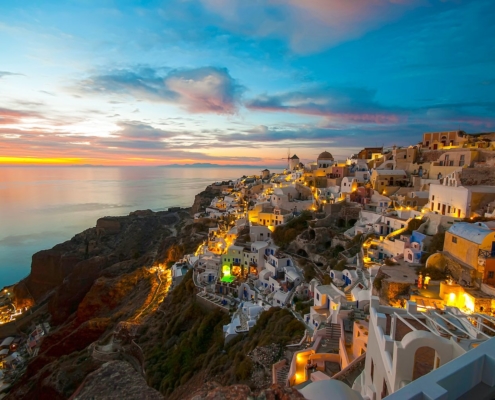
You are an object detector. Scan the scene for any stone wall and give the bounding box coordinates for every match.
[383,281,410,303]
[322,202,343,217]
[420,150,446,162]
[477,150,495,167]
[460,167,495,186]
[437,253,478,286]
[340,205,361,221]
[473,297,492,313]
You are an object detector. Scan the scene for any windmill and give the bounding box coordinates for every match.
[281,148,291,170]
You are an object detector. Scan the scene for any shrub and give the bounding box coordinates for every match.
[406,218,423,233]
[304,265,316,281]
[346,233,363,249]
[428,232,445,253]
[272,211,313,247]
[329,245,345,258]
[235,358,253,381]
[332,259,347,271]
[373,276,383,291]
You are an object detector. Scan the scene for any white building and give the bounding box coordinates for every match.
[341,177,359,195]
[385,335,495,399]
[355,297,494,400]
[223,300,267,343]
[429,169,495,218]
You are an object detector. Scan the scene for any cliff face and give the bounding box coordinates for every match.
[190,185,221,215]
[7,209,199,400]
[187,383,305,400]
[14,211,179,324]
[70,361,163,400]
[7,196,306,400]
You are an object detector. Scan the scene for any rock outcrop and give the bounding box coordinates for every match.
[14,211,180,324]
[190,185,222,215]
[188,383,305,400]
[7,209,198,400]
[70,361,163,400]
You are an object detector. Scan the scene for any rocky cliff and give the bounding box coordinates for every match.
[14,211,180,325]
[7,208,204,399]
[190,185,222,215]
[187,383,305,400]
[7,193,306,400]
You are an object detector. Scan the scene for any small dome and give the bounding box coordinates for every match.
[317,151,333,160]
[299,380,363,400]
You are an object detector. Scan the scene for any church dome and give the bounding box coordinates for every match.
[317,151,333,160]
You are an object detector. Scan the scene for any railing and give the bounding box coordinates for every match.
[479,249,495,259]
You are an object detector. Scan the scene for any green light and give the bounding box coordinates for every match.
[222,265,231,276]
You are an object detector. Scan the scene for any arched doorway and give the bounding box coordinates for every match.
[412,346,436,380]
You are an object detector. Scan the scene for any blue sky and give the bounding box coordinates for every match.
[0,0,494,166]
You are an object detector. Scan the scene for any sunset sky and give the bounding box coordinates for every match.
[1,0,494,166]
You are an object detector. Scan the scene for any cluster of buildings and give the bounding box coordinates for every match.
[173,129,495,399]
[0,321,50,394]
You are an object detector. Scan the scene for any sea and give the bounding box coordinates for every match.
[0,166,264,288]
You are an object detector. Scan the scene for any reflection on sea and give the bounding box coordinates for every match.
[0,166,260,286]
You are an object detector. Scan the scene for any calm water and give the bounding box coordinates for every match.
[0,166,261,287]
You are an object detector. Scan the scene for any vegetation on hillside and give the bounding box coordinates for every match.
[139,272,305,398]
[272,211,313,247]
[420,231,445,263]
[406,218,424,234]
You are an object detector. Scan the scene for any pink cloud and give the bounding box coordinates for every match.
[0,108,39,125]
[200,0,427,53]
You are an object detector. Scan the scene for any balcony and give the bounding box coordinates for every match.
[479,249,495,259]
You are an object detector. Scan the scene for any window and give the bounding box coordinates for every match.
[488,271,494,279]
[449,161,454,166]
[370,359,374,382]
[448,206,451,213]
[452,236,457,244]
[316,293,320,301]
[432,195,435,201]
[437,203,441,211]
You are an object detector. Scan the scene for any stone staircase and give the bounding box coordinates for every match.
[343,268,369,301]
[325,323,341,350]
[197,291,230,310]
[237,310,249,332]
[276,364,290,385]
